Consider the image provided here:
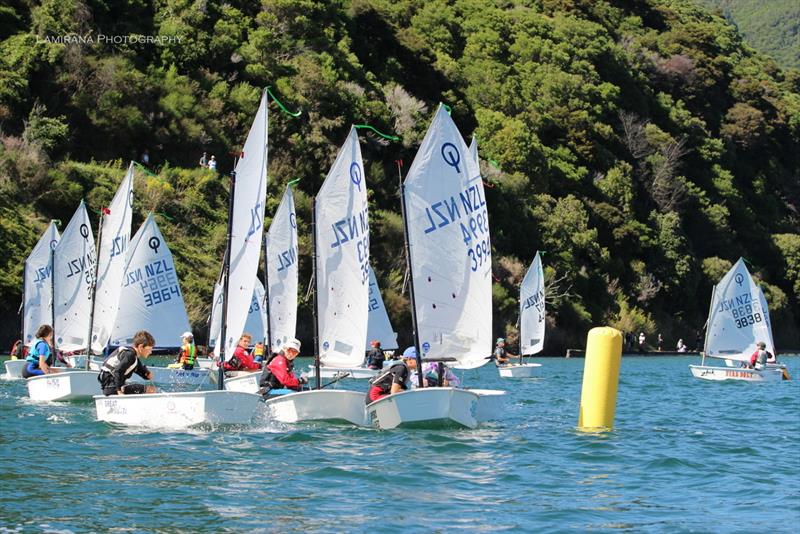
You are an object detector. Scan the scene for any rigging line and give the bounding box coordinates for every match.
[354,124,401,142]
[266,86,302,118]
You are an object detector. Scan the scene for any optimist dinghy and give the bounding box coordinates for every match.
[499,251,545,378]
[4,360,27,380]
[689,258,787,382]
[262,127,371,425]
[366,109,506,429]
[95,89,270,427]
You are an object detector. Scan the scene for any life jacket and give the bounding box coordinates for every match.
[258,352,289,391]
[25,338,52,368]
[179,343,196,365]
[369,362,408,393]
[98,347,139,387]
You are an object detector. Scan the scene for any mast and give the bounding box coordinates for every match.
[701,284,716,366]
[262,232,273,353]
[218,169,237,389]
[85,210,106,368]
[50,244,56,353]
[311,196,321,390]
[19,265,25,350]
[397,161,424,388]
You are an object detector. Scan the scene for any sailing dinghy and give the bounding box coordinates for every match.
[96,90,271,427]
[499,251,544,378]
[366,105,505,429]
[27,201,103,400]
[689,258,787,382]
[308,265,398,380]
[262,127,370,426]
[5,222,60,379]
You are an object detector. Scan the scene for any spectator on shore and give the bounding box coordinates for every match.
[208,155,217,170]
[199,152,208,167]
[657,333,663,351]
[638,332,646,353]
[676,339,687,352]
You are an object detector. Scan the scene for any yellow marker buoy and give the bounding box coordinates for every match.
[578,327,622,431]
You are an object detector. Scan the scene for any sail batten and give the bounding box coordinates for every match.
[404,105,492,369]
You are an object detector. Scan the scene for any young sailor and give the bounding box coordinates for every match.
[366,340,386,370]
[491,338,512,366]
[22,325,62,378]
[177,331,197,370]
[98,330,156,396]
[365,348,417,404]
[748,341,773,370]
[223,332,261,373]
[258,338,307,394]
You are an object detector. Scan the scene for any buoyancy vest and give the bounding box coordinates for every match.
[25,338,52,368]
[369,362,408,393]
[179,343,196,365]
[98,347,140,388]
[258,353,290,390]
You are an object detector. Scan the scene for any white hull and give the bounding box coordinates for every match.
[366,388,482,429]
[498,363,541,378]
[223,372,261,394]
[95,390,262,428]
[4,359,26,379]
[263,390,367,425]
[471,389,507,421]
[129,366,212,386]
[689,365,784,382]
[27,371,101,401]
[307,366,378,379]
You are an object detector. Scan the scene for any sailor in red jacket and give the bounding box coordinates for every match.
[223,332,261,372]
[260,338,307,391]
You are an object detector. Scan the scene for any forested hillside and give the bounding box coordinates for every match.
[1,0,798,352]
[697,0,800,70]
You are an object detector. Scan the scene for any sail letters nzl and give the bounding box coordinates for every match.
[276,245,297,272]
[110,234,128,259]
[716,292,753,313]
[66,253,95,279]
[422,183,486,234]
[123,259,173,287]
[522,290,545,314]
[329,207,369,248]
[33,264,53,284]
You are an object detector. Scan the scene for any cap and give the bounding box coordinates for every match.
[496,338,505,344]
[370,340,380,347]
[402,346,417,359]
[284,338,301,352]
[181,331,193,339]
[757,341,766,349]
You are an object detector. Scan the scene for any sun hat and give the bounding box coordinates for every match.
[402,346,417,358]
[181,331,193,339]
[496,338,505,344]
[284,338,302,352]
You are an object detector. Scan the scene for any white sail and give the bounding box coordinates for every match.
[266,185,298,352]
[208,280,223,348]
[404,105,492,369]
[243,278,267,343]
[519,251,545,355]
[218,90,269,358]
[91,162,135,353]
[53,201,96,351]
[705,258,772,362]
[315,127,370,368]
[111,214,190,347]
[469,136,478,164]
[756,286,776,355]
[366,265,398,350]
[23,221,60,344]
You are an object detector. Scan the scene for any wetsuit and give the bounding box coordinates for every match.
[98,347,151,396]
[22,339,53,378]
[366,362,409,404]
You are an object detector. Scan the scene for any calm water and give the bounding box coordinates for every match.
[1,355,798,533]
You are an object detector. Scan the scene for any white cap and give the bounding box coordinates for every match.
[283,338,301,352]
[181,331,193,339]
